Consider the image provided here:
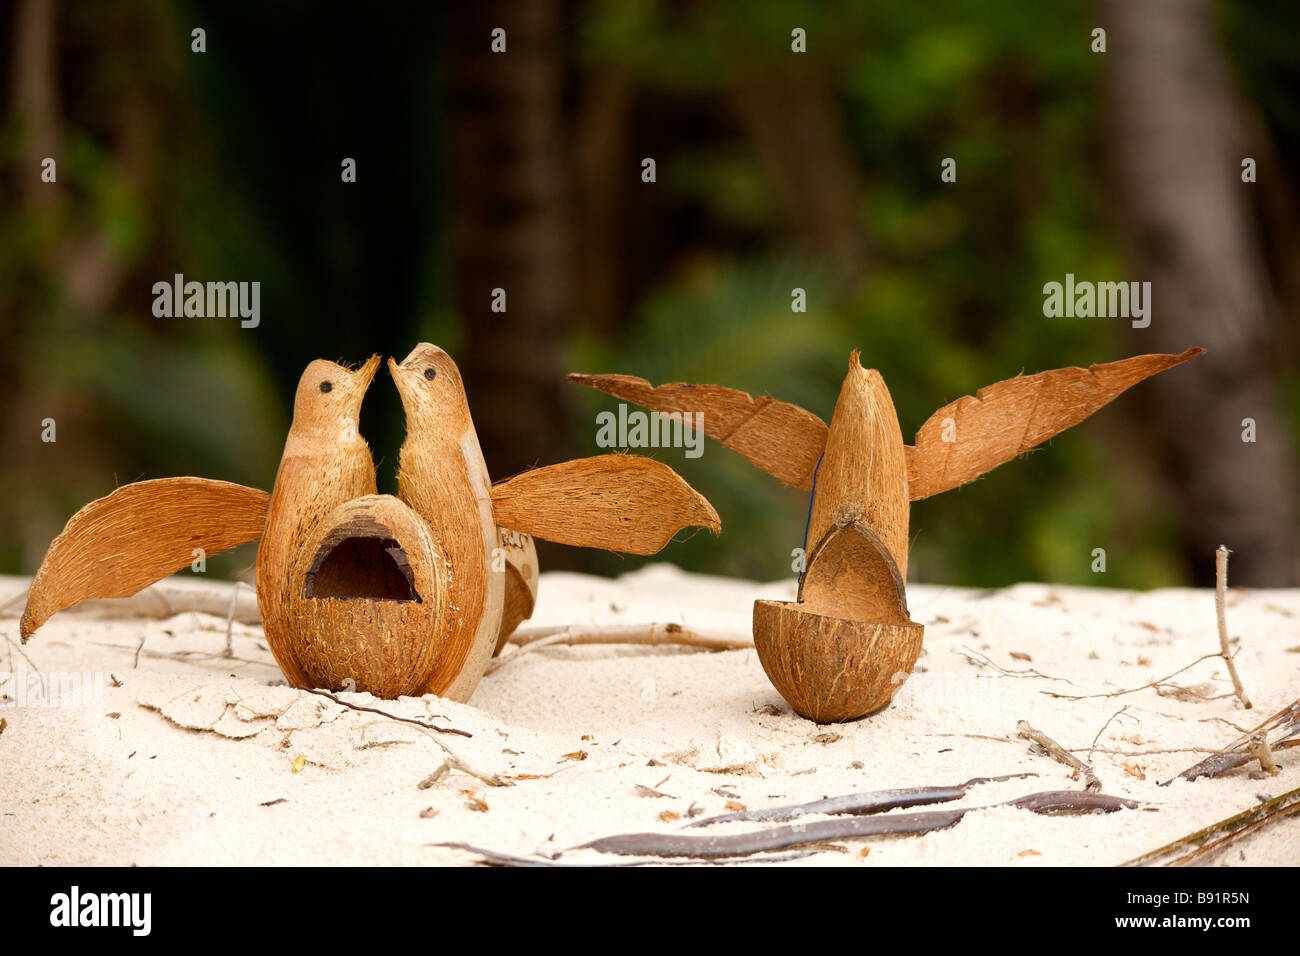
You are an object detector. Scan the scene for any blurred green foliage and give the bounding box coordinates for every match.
[570,0,1192,587]
[3,0,1295,590]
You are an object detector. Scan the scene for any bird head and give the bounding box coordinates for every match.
[389,343,472,433]
[290,354,380,442]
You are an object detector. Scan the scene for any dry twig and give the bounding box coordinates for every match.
[1247,734,1279,776]
[1017,720,1102,792]
[1088,706,1133,761]
[1043,653,1222,702]
[88,639,270,669]
[1214,546,1251,709]
[298,687,470,737]
[1122,785,1300,866]
[957,647,1074,684]
[222,581,246,659]
[487,623,750,674]
[293,688,513,788]
[0,576,261,626]
[1164,700,1300,784]
[1,632,45,692]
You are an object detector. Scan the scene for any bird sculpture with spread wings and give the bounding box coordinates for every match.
[571,346,1204,721]
[21,344,720,702]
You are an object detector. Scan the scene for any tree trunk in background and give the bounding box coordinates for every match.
[446,1,574,482]
[1102,0,1300,586]
[10,0,59,207]
[728,66,870,282]
[5,0,63,566]
[574,68,630,334]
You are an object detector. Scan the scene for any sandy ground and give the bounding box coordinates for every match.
[1,565,1297,866]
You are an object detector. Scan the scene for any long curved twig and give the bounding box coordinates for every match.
[487,623,751,674]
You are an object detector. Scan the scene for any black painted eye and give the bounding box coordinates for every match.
[320,381,333,393]
[424,368,436,381]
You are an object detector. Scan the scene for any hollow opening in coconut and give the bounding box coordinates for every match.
[304,533,421,603]
[798,521,910,625]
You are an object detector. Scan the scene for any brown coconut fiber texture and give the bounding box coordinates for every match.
[905,346,1205,499]
[801,353,911,622]
[392,380,501,700]
[566,373,828,491]
[571,348,1204,501]
[21,477,269,641]
[491,454,721,555]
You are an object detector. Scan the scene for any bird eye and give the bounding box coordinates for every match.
[424,368,436,381]
[320,381,333,393]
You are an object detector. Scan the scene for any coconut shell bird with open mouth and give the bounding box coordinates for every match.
[20,344,720,702]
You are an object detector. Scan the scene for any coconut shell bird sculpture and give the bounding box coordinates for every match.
[20,344,720,702]
[571,346,1204,723]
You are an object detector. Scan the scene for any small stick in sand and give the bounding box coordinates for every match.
[1016,720,1102,792]
[419,763,451,788]
[486,623,751,674]
[1043,652,1222,702]
[1247,734,1279,776]
[1167,799,1300,866]
[2,632,44,692]
[1163,699,1300,784]
[295,688,512,787]
[3,578,264,626]
[1121,784,1300,866]
[1088,706,1133,761]
[958,647,1075,685]
[222,581,245,659]
[418,754,505,789]
[298,688,471,738]
[935,730,1264,758]
[1214,546,1251,709]
[89,639,270,669]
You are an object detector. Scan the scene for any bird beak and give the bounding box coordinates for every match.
[355,353,381,384]
[388,344,444,394]
[387,356,422,409]
[346,354,381,414]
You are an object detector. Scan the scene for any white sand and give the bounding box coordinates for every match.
[1,565,1297,866]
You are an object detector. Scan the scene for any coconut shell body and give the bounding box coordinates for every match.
[753,354,924,722]
[284,494,448,697]
[753,602,924,722]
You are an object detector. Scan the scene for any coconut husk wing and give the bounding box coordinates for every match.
[905,347,1205,500]
[20,477,269,641]
[571,349,1203,502]
[490,455,720,555]
[567,373,827,491]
